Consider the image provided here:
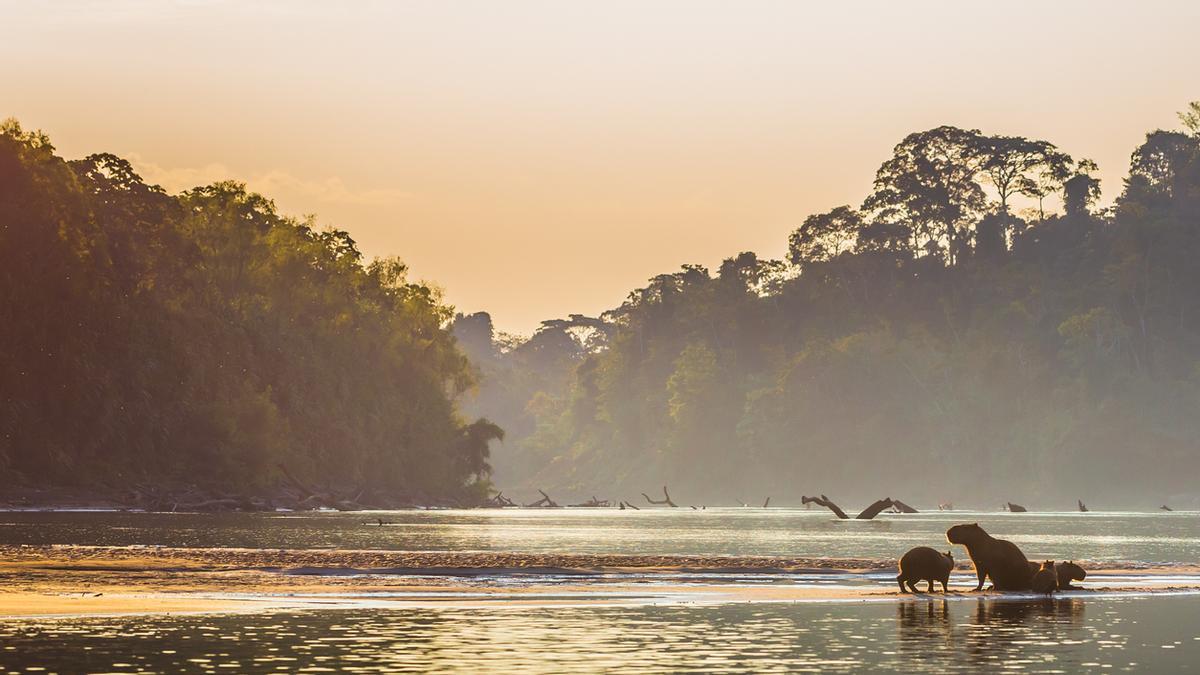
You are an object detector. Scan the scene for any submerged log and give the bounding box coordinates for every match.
[762,496,771,508]
[1078,499,1088,513]
[1160,505,1174,512]
[642,485,678,507]
[891,499,919,514]
[1007,502,1028,513]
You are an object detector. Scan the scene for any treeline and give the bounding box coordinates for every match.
[461,103,1200,508]
[0,121,500,503]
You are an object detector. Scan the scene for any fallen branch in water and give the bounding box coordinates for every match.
[642,485,678,507]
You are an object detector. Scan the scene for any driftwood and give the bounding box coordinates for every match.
[856,498,895,520]
[488,492,517,507]
[620,500,640,510]
[762,496,771,508]
[803,495,896,520]
[1160,505,1173,511]
[1078,499,1088,513]
[642,485,678,507]
[1007,502,1028,513]
[569,496,611,508]
[801,495,850,519]
[525,489,560,508]
[890,499,918,514]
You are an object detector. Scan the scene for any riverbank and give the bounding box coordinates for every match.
[3,545,1200,618]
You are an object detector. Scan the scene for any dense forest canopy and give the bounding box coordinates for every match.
[459,102,1200,508]
[0,120,501,503]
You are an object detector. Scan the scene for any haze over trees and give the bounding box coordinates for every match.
[5,104,1200,509]
[0,120,500,502]
[461,104,1200,508]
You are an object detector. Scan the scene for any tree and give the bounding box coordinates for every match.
[1180,100,1200,136]
[787,206,863,269]
[977,135,1071,216]
[1063,159,1102,218]
[862,126,988,264]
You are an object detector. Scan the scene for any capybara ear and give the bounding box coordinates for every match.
[972,522,978,527]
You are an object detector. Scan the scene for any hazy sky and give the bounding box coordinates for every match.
[4,1,1198,334]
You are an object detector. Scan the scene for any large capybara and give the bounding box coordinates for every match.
[946,523,1034,591]
[1031,561,1058,594]
[896,546,954,593]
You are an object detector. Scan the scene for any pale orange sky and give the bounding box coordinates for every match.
[4,1,1198,334]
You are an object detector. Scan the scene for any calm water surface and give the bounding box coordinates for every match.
[2,509,1198,563]
[2,596,1199,673]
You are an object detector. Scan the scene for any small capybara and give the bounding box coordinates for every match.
[1031,561,1058,594]
[946,523,1034,591]
[1025,559,1087,590]
[896,546,954,593]
[1056,560,1086,590]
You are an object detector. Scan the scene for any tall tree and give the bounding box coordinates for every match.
[862,126,988,264]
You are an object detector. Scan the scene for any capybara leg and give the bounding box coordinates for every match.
[897,575,907,593]
[974,567,987,591]
[906,580,919,593]
[940,578,949,593]
[927,580,936,593]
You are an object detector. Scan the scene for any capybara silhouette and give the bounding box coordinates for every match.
[1031,561,1058,594]
[896,546,954,593]
[946,523,1034,591]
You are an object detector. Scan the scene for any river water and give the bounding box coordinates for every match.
[2,508,1200,672]
[2,508,1198,563]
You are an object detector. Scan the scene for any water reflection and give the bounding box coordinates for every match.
[0,596,1194,673]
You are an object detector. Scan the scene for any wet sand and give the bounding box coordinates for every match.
[2,545,1198,618]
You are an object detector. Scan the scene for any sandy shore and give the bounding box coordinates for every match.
[3,545,1198,618]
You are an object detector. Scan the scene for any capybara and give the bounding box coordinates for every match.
[1056,560,1086,590]
[1025,559,1087,590]
[946,523,1034,591]
[1031,561,1058,594]
[896,546,954,593]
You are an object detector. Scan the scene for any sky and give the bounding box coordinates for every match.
[3,0,1199,334]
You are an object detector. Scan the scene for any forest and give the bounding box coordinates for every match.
[5,104,1200,509]
[459,103,1200,508]
[0,120,500,506]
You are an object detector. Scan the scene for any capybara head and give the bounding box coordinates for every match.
[1059,561,1086,582]
[946,523,985,545]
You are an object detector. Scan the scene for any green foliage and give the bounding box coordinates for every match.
[0,121,494,499]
